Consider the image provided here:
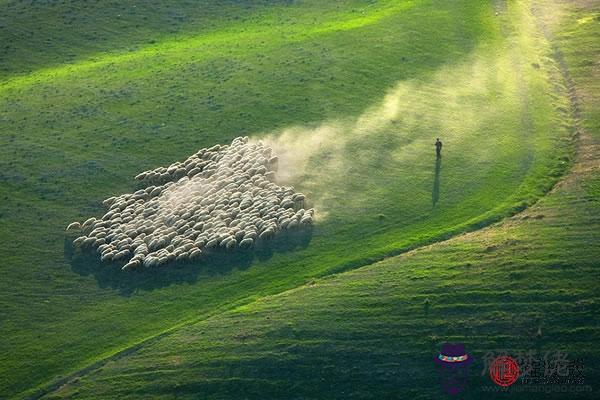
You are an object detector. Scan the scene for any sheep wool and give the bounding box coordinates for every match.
[68,137,313,270]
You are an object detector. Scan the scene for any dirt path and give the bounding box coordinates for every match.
[531,1,599,188]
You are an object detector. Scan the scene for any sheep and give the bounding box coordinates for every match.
[287,220,299,230]
[135,245,149,256]
[143,256,157,268]
[243,230,258,240]
[66,222,81,232]
[279,218,291,230]
[233,229,245,241]
[81,237,96,247]
[122,259,140,271]
[239,237,254,249]
[292,193,305,202]
[72,136,313,270]
[220,237,235,251]
[259,229,274,240]
[268,156,279,168]
[300,215,313,225]
[82,217,96,229]
[156,256,168,266]
[264,171,276,182]
[280,199,294,209]
[113,249,130,260]
[150,187,162,197]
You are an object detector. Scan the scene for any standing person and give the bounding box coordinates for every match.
[435,138,443,158]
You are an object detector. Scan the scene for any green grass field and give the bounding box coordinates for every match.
[0,0,598,399]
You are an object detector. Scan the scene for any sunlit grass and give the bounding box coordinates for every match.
[0,0,414,91]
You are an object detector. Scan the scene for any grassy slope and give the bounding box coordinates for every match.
[0,0,574,398]
[0,0,365,78]
[45,1,600,399]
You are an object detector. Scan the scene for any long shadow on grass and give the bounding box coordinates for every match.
[432,156,442,206]
[66,229,313,296]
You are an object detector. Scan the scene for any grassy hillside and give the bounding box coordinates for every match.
[0,0,313,78]
[43,1,600,399]
[47,157,600,400]
[0,0,580,398]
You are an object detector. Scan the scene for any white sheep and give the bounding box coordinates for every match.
[72,136,313,269]
[66,221,81,231]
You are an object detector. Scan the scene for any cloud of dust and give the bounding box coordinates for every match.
[254,50,519,219]
[257,82,418,187]
[251,1,558,221]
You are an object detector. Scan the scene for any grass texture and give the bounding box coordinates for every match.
[0,0,592,398]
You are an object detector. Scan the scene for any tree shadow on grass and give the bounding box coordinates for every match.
[66,228,313,296]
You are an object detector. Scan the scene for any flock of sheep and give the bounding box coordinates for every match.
[66,136,313,270]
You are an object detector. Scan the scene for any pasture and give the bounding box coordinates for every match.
[0,0,597,398]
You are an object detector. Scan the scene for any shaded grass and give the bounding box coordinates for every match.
[46,166,600,400]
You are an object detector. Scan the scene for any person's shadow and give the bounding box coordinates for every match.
[432,156,441,206]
